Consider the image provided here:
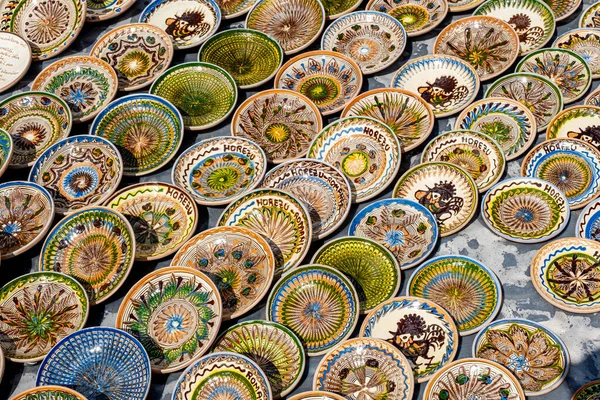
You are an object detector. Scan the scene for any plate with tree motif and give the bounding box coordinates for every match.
[546,105,600,151]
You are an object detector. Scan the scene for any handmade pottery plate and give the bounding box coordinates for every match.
[39,207,135,305]
[171,136,267,206]
[246,0,325,55]
[171,226,276,319]
[140,0,221,49]
[581,2,600,28]
[262,159,351,239]
[214,0,257,18]
[446,0,486,11]
[0,92,71,168]
[544,0,581,20]
[422,130,506,192]
[90,23,174,91]
[486,72,563,132]
[312,236,401,313]
[473,318,569,396]
[0,129,12,178]
[482,177,570,243]
[28,135,123,215]
[576,197,600,240]
[546,105,600,151]
[321,10,406,74]
[116,266,222,374]
[267,264,359,356]
[86,0,136,21]
[10,386,87,400]
[0,272,88,363]
[321,0,362,18]
[36,327,151,400]
[408,255,502,336]
[554,28,600,79]
[434,16,519,82]
[393,161,478,237]
[366,0,447,37]
[313,337,415,399]
[360,296,459,382]
[213,320,305,397]
[274,50,363,115]
[586,88,600,106]
[104,182,198,261]
[231,89,322,163]
[0,32,31,93]
[573,380,600,400]
[522,138,600,210]
[289,392,346,400]
[392,54,480,118]
[307,116,401,203]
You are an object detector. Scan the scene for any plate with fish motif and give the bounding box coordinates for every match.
[289,392,346,400]
[366,0,447,37]
[573,380,600,400]
[546,105,600,151]
[9,386,87,400]
[554,28,600,79]
[307,116,401,203]
[0,32,31,94]
[581,2,600,28]
[171,226,275,319]
[482,177,570,243]
[576,197,600,240]
[86,0,136,21]
[407,255,503,336]
[586,88,600,106]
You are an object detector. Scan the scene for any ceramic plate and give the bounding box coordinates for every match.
[104,182,198,261]
[408,255,502,336]
[422,130,506,192]
[246,0,325,55]
[320,0,362,18]
[576,197,600,240]
[341,88,434,152]
[482,177,570,243]
[586,88,600,106]
[231,89,322,163]
[90,23,174,91]
[486,72,563,132]
[289,393,346,400]
[446,0,486,11]
[0,272,88,363]
[573,380,600,400]
[171,226,276,319]
[581,2,600,28]
[321,10,406,74]
[531,237,600,313]
[554,28,600,79]
[10,386,87,400]
[28,135,123,215]
[312,237,401,313]
[0,32,31,93]
[522,138,600,210]
[393,161,478,237]
[214,0,257,18]
[0,129,12,178]
[0,92,71,168]
[392,55,480,118]
[213,320,305,397]
[360,296,459,382]
[140,0,221,49]
[544,0,581,20]
[313,338,414,399]
[307,116,401,203]
[39,207,135,305]
[262,159,351,239]
[434,16,519,82]
[473,318,569,396]
[171,136,267,206]
[274,50,363,115]
[546,105,600,151]
[366,0,447,37]
[86,0,136,21]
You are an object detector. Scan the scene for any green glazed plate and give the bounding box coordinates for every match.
[366,0,448,37]
[573,380,600,399]
[0,129,12,178]
[320,0,362,19]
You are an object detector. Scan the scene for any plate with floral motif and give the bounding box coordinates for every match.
[573,380,600,400]
[9,386,87,400]
[576,197,600,240]
[365,0,447,37]
[289,392,346,400]
[0,32,31,94]
[586,88,600,107]
[581,2,600,28]
[554,28,600,79]
[546,105,600,151]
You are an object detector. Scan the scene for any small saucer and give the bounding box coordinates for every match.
[86,0,136,21]
[581,2,600,28]
[366,0,447,37]
[546,105,600,151]
[554,28,600,79]
[573,380,600,400]
[576,197,600,240]
[0,32,31,94]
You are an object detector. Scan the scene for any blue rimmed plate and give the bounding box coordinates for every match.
[577,197,600,240]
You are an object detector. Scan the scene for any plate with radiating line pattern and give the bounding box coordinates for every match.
[554,28,600,79]
[546,105,600,151]
[366,0,447,37]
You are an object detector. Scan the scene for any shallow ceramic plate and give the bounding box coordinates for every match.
[262,159,351,239]
[455,97,537,161]
[360,296,459,382]
[90,23,174,91]
[86,0,136,21]
[9,386,87,400]
[586,88,600,106]
[474,0,555,56]
[213,320,305,397]
[214,0,257,18]
[573,380,600,400]
[392,55,480,118]
[366,0,447,37]
[171,136,267,206]
[486,72,563,132]
[0,32,31,93]
[434,16,519,82]
[544,0,581,21]
[554,28,600,79]
[0,272,88,363]
[39,206,135,305]
[321,10,406,74]
[231,89,322,163]
[546,105,600,151]
[307,116,401,202]
[312,236,401,312]
[576,197,600,240]
[246,0,325,55]
[473,318,569,396]
[393,161,478,237]
[482,177,570,243]
[28,135,123,215]
[267,264,359,356]
[104,182,198,261]
[140,0,221,49]
[289,392,346,400]
[522,138,600,210]
[321,0,362,18]
[446,0,486,11]
[0,129,12,178]
[0,92,71,168]
[581,2,600,28]
[274,50,363,115]
[171,226,275,319]
[422,130,505,192]
[408,255,502,336]
[341,88,434,151]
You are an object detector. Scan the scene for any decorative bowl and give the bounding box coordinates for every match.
[39,206,135,305]
[544,0,581,20]
[554,28,600,79]
[546,105,600,150]
[366,0,447,37]
[581,2,600,28]
[289,392,346,400]
[0,32,31,94]
[573,380,600,400]
[274,50,363,115]
[586,88,600,106]
[36,327,151,400]
[86,0,136,21]
[10,386,87,400]
[90,23,174,91]
[576,197,600,240]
